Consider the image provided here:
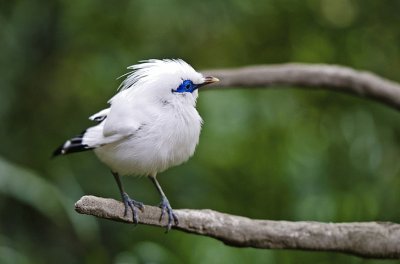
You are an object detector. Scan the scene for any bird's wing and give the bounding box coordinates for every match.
[102,91,155,138]
[81,107,127,147]
[54,90,156,155]
[81,121,127,147]
[82,90,155,147]
[53,117,132,156]
[53,118,126,156]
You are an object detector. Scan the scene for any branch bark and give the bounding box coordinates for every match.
[201,63,400,110]
[75,195,400,259]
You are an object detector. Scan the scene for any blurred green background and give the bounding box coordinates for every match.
[1,0,400,263]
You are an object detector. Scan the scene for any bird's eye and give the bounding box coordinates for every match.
[185,83,191,90]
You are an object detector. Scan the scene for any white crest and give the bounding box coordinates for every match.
[117,59,204,94]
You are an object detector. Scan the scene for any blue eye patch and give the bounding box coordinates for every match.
[172,80,198,93]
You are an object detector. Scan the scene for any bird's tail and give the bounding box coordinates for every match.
[52,130,94,157]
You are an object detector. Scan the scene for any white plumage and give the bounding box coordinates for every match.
[91,60,203,175]
[54,59,219,229]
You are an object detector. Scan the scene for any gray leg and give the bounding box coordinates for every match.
[112,171,144,224]
[149,174,179,231]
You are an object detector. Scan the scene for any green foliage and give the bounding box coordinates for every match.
[0,0,400,263]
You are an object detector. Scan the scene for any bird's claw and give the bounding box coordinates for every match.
[159,197,179,232]
[122,192,144,224]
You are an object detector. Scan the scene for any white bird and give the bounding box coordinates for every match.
[53,59,219,230]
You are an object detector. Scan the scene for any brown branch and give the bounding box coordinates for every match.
[201,63,400,110]
[75,195,400,259]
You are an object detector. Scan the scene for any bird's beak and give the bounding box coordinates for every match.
[198,76,220,88]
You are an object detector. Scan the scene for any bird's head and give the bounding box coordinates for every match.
[118,59,219,104]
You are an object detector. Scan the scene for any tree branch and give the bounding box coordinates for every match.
[75,195,400,259]
[201,63,400,110]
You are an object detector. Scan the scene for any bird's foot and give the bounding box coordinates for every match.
[159,197,179,232]
[122,192,144,224]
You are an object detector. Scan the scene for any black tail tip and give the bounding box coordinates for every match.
[52,146,64,158]
[51,138,93,159]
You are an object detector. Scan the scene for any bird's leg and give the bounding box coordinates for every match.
[112,171,144,224]
[149,175,179,231]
